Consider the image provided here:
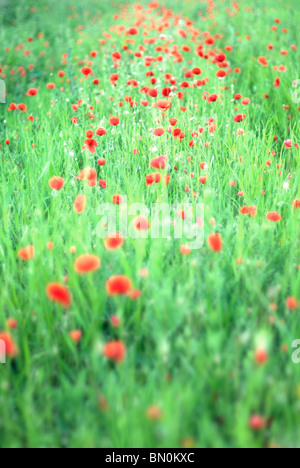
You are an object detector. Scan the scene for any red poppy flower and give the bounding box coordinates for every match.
[104,233,124,250]
[112,194,124,205]
[164,174,171,185]
[255,348,268,365]
[133,215,150,231]
[192,67,202,75]
[18,245,34,261]
[99,179,108,189]
[81,66,93,76]
[240,206,251,215]
[147,405,163,420]
[154,99,171,111]
[207,94,218,103]
[286,297,299,310]
[111,51,122,61]
[17,103,27,112]
[110,315,121,327]
[173,128,181,137]
[208,233,223,252]
[49,176,64,190]
[284,139,292,149]
[103,340,126,363]
[8,103,17,111]
[146,173,161,186]
[148,88,158,98]
[292,199,300,209]
[106,275,132,296]
[27,88,38,96]
[96,127,107,136]
[241,97,251,105]
[82,138,97,153]
[258,56,268,66]
[0,332,18,358]
[153,128,165,136]
[87,169,97,187]
[216,70,227,78]
[74,254,101,274]
[126,27,139,35]
[110,73,119,82]
[150,155,167,169]
[109,115,120,126]
[130,289,141,300]
[6,319,18,329]
[47,241,54,250]
[234,114,246,123]
[180,245,191,255]
[69,330,82,342]
[240,206,257,217]
[74,194,86,214]
[249,415,265,431]
[266,212,282,222]
[46,283,71,308]
[162,87,171,97]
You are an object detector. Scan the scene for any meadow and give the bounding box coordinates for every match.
[0,0,299,448]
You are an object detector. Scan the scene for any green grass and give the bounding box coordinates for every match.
[0,0,300,448]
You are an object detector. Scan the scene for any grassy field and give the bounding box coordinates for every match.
[0,0,300,448]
